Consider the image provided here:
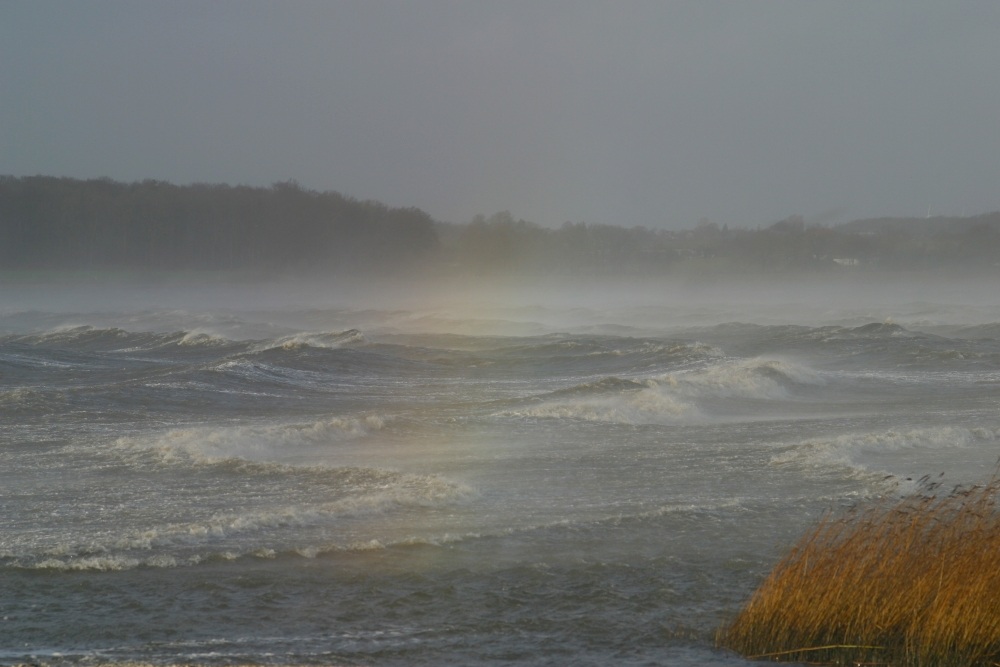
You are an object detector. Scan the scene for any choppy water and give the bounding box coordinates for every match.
[2,280,1000,665]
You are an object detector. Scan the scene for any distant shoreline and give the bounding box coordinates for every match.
[2,176,999,279]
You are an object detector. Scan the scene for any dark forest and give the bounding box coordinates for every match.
[2,176,999,277]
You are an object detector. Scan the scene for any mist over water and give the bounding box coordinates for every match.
[2,273,999,665]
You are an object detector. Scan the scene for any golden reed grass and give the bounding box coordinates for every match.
[717,473,1000,666]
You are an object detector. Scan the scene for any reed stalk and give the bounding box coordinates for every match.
[717,474,1000,666]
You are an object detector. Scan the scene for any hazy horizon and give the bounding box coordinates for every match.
[3,2,999,230]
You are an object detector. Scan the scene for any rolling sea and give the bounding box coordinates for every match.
[2,276,999,666]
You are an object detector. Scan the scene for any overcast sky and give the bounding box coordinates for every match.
[3,1,998,229]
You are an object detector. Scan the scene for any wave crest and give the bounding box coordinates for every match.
[502,358,823,425]
[658,357,824,400]
[7,466,473,572]
[771,426,1000,476]
[251,329,365,352]
[116,415,389,466]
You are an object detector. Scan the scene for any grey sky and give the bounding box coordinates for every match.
[3,1,998,229]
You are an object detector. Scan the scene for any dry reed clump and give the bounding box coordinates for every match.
[717,474,1000,666]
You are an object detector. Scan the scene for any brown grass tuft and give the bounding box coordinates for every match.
[717,473,1000,666]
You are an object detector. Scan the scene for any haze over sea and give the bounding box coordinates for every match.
[2,275,999,666]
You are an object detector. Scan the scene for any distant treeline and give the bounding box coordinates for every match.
[437,211,1000,275]
[2,176,999,276]
[0,176,436,272]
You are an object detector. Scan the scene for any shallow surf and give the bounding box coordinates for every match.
[2,289,999,665]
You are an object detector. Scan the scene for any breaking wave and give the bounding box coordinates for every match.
[5,325,240,352]
[250,329,366,352]
[115,416,390,466]
[510,380,695,424]
[11,472,474,572]
[4,325,367,357]
[771,426,1000,477]
[657,357,824,400]
[502,357,824,424]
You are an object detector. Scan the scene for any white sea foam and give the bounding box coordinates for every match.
[113,475,470,547]
[251,329,365,352]
[772,426,999,476]
[119,415,389,465]
[178,329,234,346]
[657,357,824,401]
[10,468,473,571]
[31,555,148,571]
[504,358,822,425]
[510,385,696,424]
